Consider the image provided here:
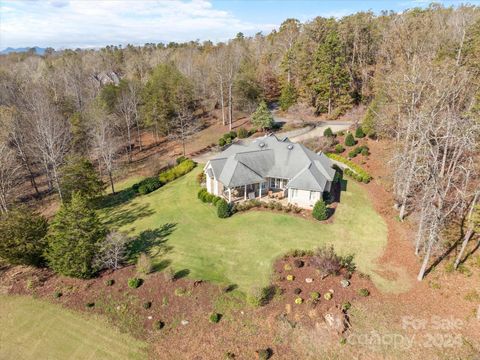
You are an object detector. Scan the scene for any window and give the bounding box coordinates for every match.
[292,189,298,197]
[309,191,316,201]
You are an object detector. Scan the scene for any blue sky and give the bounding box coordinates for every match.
[0,0,477,49]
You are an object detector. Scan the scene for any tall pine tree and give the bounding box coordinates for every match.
[45,192,107,278]
[311,29,351,116]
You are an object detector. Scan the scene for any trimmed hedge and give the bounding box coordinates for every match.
[326,153,372,183]
[132,159,196,196]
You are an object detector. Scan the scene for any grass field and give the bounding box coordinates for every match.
[0,296,147,360]
[100,167,398,292]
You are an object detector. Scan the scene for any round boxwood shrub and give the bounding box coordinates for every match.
[218,138,226,147]
[310,291,320,300]
[286,274,294,281]
[209,312,221,323]
[256,349,271,360]
[293,288,302,295]
[284,263,292,271]
[355,126,365,138]
[127,278,143,289]
[341,301,351,311]
[323,127,334,137]
[294,297,303,304]
[345,133,356,146]
[54,291,62,298]
[335,144,344,153]
[105,279,114,286]
[312,200,328,221]
[324,292,333,300]
[217,199,231,218]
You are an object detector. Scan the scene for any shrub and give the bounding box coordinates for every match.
[218,137,226,147]
[335,144,344,153]
[344,133,356,146]
[153,320,165,330]
[361,147,369,156]
[105,279,114,286]
[294,297,303,304]
[324,292,332,300]
[86,302,95,308]
[284,263,292,271]
[136,252,152,275]
[310,292,320,300]
[247,285,278,307]
[238,127,249,139]
[176,156,188,164]
[174,287,188,296]
[293,288,302,295]
[209,313,221,323]
[341,302,351,311]
[229,131,237,139]
[135,177,162,195]
[323,127,334,137]
[325,153,372,183]
[311,246,342,276]
[293,259,304,268]
[217,199,231,218]
[358,288,370,297]
[196,172,206,184]
[225,137,232,144]
[159,159,196,184]
[143,301,152,309]
[128,278,143,289]
[286,274,294,281]
[256,349,271,360]
[54,291,62,298]
[355,126,365,138]
[312,200,328,221]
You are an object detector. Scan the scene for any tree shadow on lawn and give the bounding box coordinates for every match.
[94,187,137,209]
[127,223,177,263]
[102,203,155,228]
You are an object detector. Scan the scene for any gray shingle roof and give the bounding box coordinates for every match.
[206,134,335,190]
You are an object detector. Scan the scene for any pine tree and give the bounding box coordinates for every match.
[323,127,334,137]
[311,28,351,115]
[279,82,297,111]
[251,101,274,131]
[355,126,365,138]
[0,206,48,266]
[312,200,328,221]
[60,156,105,203]
[45,192,107,278]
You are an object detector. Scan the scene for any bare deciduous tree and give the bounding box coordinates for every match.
[94,231,131,270]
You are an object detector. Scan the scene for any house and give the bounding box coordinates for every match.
[203,134,336,208]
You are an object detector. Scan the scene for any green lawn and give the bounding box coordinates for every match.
[100,167,403,292]
[0,296,147,360]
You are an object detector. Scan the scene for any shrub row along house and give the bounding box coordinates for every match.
[203,134,336,208]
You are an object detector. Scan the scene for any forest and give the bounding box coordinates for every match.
[0,3,479,281]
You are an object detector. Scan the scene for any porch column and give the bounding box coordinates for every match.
[259,182,262,198]
[228,187,231,203]
[244,185,247,200]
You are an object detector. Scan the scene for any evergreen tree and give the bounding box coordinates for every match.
[251,101,274,130]
[0,206,48,266]
[279,82,297,111]
[345,132,356,146]
[311,28,351,115]
[355,126,365,138]
[217,199,231,218]
[312,199,328,221]
[45,192,107,278]
[323,127,334,137]
[60,156,104,203]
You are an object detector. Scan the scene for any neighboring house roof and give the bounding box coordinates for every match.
[206,134,335,190]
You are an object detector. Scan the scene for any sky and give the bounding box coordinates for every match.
[0,0,478,50]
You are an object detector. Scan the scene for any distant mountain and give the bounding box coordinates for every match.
[0,46,47,55]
